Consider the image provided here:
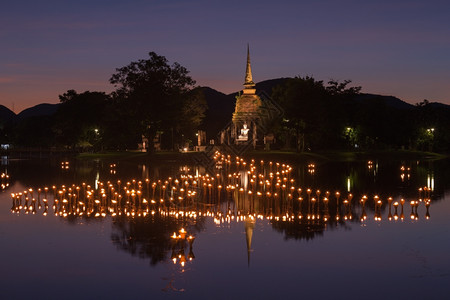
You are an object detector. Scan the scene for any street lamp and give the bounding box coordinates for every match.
[426,128,435,152]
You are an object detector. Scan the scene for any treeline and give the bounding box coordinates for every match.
[269,77,450,153]
[1,52,449,153]
[0,52,206,152]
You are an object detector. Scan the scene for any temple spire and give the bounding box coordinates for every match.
[244,44,254,86]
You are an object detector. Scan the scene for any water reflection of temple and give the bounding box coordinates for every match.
[10,152,435,266]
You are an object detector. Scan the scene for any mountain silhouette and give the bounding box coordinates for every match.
[16,103,60,121]
[355,93,415,110]
[7,79,450,131]
[198,87,235,140]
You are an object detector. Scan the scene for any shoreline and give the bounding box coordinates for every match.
[74,149,448,163]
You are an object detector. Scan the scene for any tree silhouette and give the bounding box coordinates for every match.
[272,77,361,150]
[53,90,109,150]
[109,52,205,152]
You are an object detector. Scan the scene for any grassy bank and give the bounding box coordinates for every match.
[76,150,198,163]
[77,151,147,159]
[76,149,448,164]
[245,149,448,162]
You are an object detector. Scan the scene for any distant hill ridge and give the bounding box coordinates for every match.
[16,103,60,121]
[0,103,60,123]
[212,78,449,111]
[2,78,449,126]
[355,93,415,110]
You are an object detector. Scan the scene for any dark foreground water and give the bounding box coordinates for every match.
[1,153,450,299]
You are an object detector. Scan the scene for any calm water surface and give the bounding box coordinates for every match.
[1,154,449,299]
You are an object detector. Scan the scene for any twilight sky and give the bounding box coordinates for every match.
[1,0,450,112]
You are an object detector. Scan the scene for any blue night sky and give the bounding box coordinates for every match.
[1,0,450,112]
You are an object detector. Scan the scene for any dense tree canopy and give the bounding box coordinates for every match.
[16,52,208,152]
[109,52,206,151]
[54,90,109,150]
[271,76,450,152]
[272,76,360,151]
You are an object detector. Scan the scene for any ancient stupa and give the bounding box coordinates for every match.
[231,45,262,147]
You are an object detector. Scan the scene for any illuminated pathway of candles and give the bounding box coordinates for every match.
[10,151,434,224]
